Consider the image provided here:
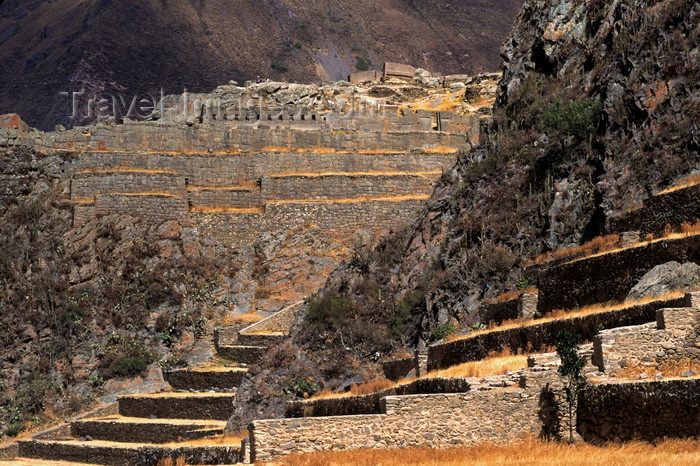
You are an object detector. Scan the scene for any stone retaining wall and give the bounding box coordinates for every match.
[593,297,700,375]
[537,235,700,314]
[578,379,700,443]
[477,292,539,325]
[428,295,690,371]
[4,112,476,246]
[609,184,700,237]
[251,379,559,462]
[285,378,471,418]
[382,356,418,381]
[241,302,303,334]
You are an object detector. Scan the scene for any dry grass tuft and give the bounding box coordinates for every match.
[426,349,528,379]
[278,437,700,465]
[311,350,532,401]
[162,431,247,447]
[216,310,264,324]
[613,358,700,380]
[656,173,700,195]
[525,234,620,266]
[310,379,397,400]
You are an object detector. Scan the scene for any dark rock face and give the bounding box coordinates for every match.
[627,261,700,301]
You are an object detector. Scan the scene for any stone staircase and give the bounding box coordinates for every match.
[214,302,303,366]
[1,302,304,465]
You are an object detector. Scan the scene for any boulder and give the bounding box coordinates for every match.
[626,261,700,301]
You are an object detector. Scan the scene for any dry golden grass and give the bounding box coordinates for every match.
[422,146,460,154]
[656,173,700,195]
[217,310,264,324]
[310,350,531,401]
[525,234,620,266]
[484,287,538,304]
[455,291,689,342]
[71,196,95,204]
[76,167,177,175]
[162,431,246,447]
[276,437,700,466]
[309,379,397,401]
[112,191,181,198]
[186,184,259,192]
[426,349,529,379]
[525,221,700,268]
[613,358,700,380]
[567,221,700,264]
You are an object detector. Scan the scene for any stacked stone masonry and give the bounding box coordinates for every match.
[251,381,554,462]
[1,113,478,247]
[593,294,700,375]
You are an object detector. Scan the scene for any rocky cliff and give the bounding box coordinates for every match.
[228,0,699,429]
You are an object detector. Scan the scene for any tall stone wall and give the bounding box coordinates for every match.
[250,386,552,462]
[3,111,478,247]
[593,295,700,375]
[578,379,700,443]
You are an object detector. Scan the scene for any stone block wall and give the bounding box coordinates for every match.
[71,172,185,202]
[609,184,700,237]
[192,198,428,247]
[477,292,539,325]
[94,194,189,223]
[382,356,418,381]
[285,378,471,418]
[251,385,553,462]
[4,111,478,246]
[537,235,700,314]
[261,174,436,201]
[241,302,303,334]
[578,379,700,443]
[593,297,700,375]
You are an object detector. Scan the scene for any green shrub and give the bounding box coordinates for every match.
[286,376,320,398]
[355,56,370,72]
[271,62,288,73]
[110,356,150,377]
[430,323,458,342]
[388,293,423,340]
[6,422,22,437]
[541,99,603,142]
[306,294,354,331]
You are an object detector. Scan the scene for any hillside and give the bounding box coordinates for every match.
[228,0,699,429]
[0,0,523,130]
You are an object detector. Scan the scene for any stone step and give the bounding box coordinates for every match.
[215,345,267,365]
[17,439,240,466]
[117,392,236,421]
[164,367,247,391]
[70,416,226,444]
[236,331,286,347]
[0,459,95,465]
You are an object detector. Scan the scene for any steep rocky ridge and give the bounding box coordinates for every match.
[0,0,523,130]
[229,0,699,429]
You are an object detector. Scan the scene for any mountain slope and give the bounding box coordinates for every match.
[227,0,699,430]
[0,0,523,130]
